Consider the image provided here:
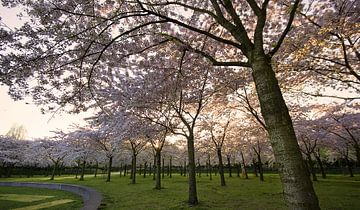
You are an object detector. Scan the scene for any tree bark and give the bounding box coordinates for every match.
[79,160,86,181]
[187,134,198,205]
[227,155,232,178]
[217,148,226,186]
[50,162,57,180]
[240,151,248,179]
[314,150,326,179]
[144,162,147,178]
[169,156,172,178]
[106,156,112,182]
[155,150,162,189]
[251,54,319,209]
[344,156,354,177]
[94,162,98,178]
[162,157,165,179]
[257,153,264,182]
[306,155,317,181]
[131,154,137,184]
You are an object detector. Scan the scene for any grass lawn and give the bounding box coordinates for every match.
[1,173,360,209]
[0,186,83,210]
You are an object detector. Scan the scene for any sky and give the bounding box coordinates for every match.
[0,6,91,139]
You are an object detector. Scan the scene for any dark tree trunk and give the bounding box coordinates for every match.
[217,148,226,186]
[184,159,187,177]
[354,143,360,167]
[314,152,326,179]
[155,150,161,189]
[187,134,198,205]
[106,156,112,182]
[94,162,98,178]
[344,157,354,177]
[257,153,264,182]
[209,160,212,181]
[50,162,57,180]
[227,155,232,177]
[252,158,258,177]
[131,154,137,184]
[169,156,172,178]
[307,155,317,181]
[180,165,183,176]
[153,154,156,180]
[162,157,165,179]
[197,159,201,177]
[237,163,240,177]
[124,164,127,176]
[251,54,319,209]
[139,164,142,175]
[120,163,123,177]
[144,162,147,178]
[80,160,86,181]
[240,151,248,179]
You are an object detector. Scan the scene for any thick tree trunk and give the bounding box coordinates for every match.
[251,55,319,209]
[80,160,86,181]
[252,158,258,177]
[217,148,226,186]
[344,157,354,177]
[106,156,112,182]
[187,134,198,205]
[155,150,161,189]
[131,154,137,184]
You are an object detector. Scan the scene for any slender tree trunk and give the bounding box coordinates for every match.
[187,134,198,205]
[153,154,156,180]
[184,159,187,177]
[169,156,172,178]
[94,162,98,178]
[162,157,165,179]
[251,55,319,209]
[240,151,248,179]
[314,152,326,179]
[197,159,201,177]
[50,162,57,180]
[80,160,86,181]
[144,162,147,178]
[217,148,226,186]
[120,163,123,177]
[307,155,317,181]
[180,164,183,176]
[257,153,264,182]
[132,154,137,184]
[354,143,360,167]
[124,164,127,176]
[252,158,258,177]
[155,150,161,189]
[237,163,240,178]
[139,164,142,175]
[344,156,354,177]
[209,160,212,181]
[106,156,112,182]
[227,155,232,178]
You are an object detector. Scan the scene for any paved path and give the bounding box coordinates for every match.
[0,182,102,210]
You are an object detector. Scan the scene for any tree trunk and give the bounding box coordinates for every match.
[251,55,319,209]
[124,164,127,176]
[209,160,212,181]
[94,162,98,178]
[344,156,354,177]
[132,154,137,184]
[227,155,232,178]
[307,155,317,181]
[155,150,161,189]
[144,162,147,178]
[257,153,264,182]
[139,164,142,175]
[354,143,360,167]
[80,160,86,181]
[184,159,187,177]
[240,151,248,179]
[252,158,258,177]
[153,154,156,180]
[50,162,57,180]
[217,148,226,186]
[237,163,240,177]
[106,156,112,182]
[169,156,172,178]
[162,157,165,179]
[187,134,198,205]
[314,152,326,179]
[120,163,123,177]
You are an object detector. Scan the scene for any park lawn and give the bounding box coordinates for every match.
[1,173,360,209]
[0,186,83,210]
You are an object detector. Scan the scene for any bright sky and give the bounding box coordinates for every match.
[0,86,90,139]
[0,6,90,139]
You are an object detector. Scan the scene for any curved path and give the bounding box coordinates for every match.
[0,182,102,210]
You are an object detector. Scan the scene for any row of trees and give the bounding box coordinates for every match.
[0,0,358,209]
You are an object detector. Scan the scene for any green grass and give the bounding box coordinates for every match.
[1,173,360,209]
[0,186,82,210]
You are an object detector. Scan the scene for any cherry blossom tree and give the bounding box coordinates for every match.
[0,0,326,207]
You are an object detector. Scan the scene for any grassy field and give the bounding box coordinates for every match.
[1,173,360,209]
[0,185,83,210]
